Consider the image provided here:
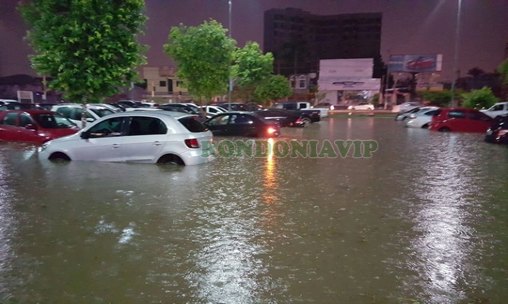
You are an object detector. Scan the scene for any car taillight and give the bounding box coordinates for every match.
[185,138,200,148]
[267,126,277,135]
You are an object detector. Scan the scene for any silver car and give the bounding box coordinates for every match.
[38,111,214,165]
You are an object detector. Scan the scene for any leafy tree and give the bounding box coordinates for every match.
[232,41,273,101]
[19,0,147,104]
[462,87,498,109]
[419,90,453,107]
[253,75,291,105]
[163,19,235,103]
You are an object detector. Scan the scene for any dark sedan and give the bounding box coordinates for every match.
[255,109,306,127]
[485,114,508,145]
[0,110,79,144]
[204,112,280,137]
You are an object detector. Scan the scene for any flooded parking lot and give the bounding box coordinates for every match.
[1,116,507,303]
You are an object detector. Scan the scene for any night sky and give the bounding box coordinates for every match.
[1,0,508,81]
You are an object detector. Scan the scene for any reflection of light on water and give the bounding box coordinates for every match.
[188,199,266,303]
[263,139,277,204]
[347,117,353,139]
[411,136,479,302]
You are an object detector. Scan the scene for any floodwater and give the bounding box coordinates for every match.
[0,117,507,303]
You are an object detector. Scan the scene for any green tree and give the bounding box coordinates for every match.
[419,90,452,107]
[232,41,273,101]
[163,19,235,103]
[462,87,498,109]
[253,75,291,105]
[19,0,147,104]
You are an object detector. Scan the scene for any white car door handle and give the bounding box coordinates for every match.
[154,141,162,146]
[112,144,120,148]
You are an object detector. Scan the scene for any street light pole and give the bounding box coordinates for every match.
[450,0,462,107]
[227,0,232,110]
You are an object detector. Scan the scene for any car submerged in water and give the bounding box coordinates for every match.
[204,112,280,137]
[484,114,508,145]
[38,111,214,165]
[0,109,79,144]
[429,108,493,133]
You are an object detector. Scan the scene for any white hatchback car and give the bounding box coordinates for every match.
[38,111,215,165]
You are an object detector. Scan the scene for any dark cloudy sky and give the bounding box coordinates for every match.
[1,0,508,81]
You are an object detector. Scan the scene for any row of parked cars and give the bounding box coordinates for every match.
[1,99,326,165]
[394,101,508,145]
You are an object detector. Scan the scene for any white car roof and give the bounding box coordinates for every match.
[103,110,192,119]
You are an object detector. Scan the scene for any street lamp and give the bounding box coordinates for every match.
[227,0,232,110]
[450,0,462,107]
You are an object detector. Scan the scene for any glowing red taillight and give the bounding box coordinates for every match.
[185,138,200,148]
[267,127,277,135]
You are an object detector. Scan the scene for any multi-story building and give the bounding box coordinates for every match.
[142,66,189,102]
[264,8,383,77]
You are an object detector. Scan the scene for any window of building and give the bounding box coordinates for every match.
[159,81,166,87]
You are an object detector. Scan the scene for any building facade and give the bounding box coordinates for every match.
[264,8,383,77]
[142,66,189,102]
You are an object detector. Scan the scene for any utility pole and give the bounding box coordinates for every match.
[450,0,462,107]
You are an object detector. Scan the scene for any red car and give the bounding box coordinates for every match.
[0,110,79,144]
[429,107,493,133]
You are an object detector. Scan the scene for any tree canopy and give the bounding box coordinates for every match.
[231,41,274,101]
[19,0,147,103]
[163,19,235,103]
[253,75,292,105]
[232,42,273,87]
[461,87,498,109]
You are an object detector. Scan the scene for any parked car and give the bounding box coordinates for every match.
[0,101,40,110]
[405,106,440,128]
[255,109,308,127]
[213,102,261,112]
[480,101,508,119]
[204,112,280,137]
[395,106,424,121]
[93,103,125,113]
[393,101,422,113]
[159,103,207,121]
[51,104,115,127]
[38,111,214,165]
[272,101,326,118]
[200,105,228,117]
[429,107,493,133]
[0,99,19,106]
[347,102,374,111]
[0,110,79,144]
[484,114,508,145]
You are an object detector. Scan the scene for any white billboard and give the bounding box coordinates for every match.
[319,58,373,79]
[319,78,380,91]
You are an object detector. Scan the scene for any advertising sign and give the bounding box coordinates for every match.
[319,78,380,91]
[319,58,373,79]
[388,54,443,73]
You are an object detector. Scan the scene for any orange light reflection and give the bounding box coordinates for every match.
[263,138,277,204]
